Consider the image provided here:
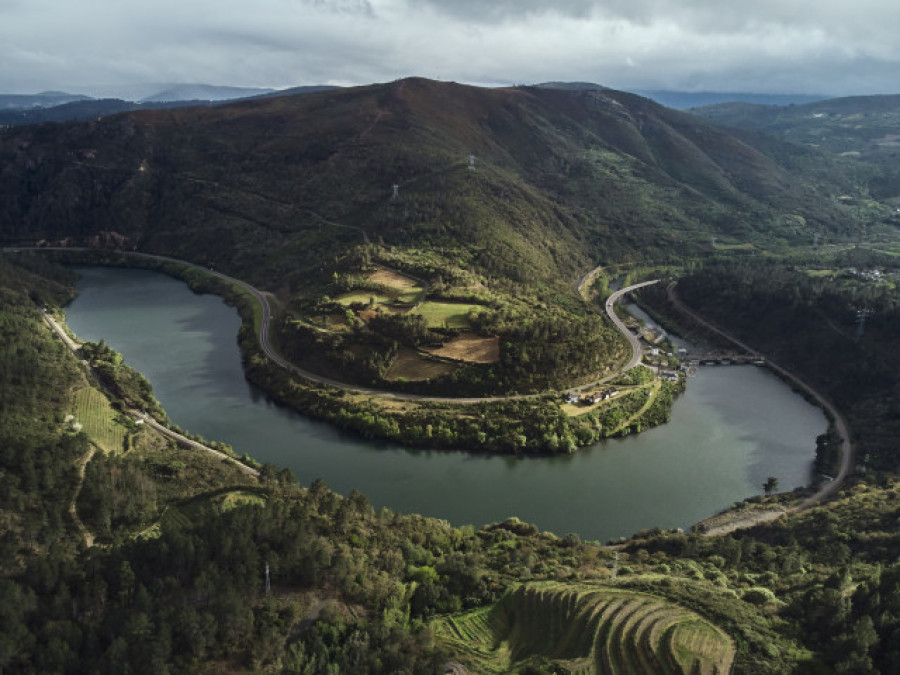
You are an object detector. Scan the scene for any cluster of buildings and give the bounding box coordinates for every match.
[565,389,620,405]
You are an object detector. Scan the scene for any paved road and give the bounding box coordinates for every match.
[11,247,656,403]
[667,281,853,519]
[37,302,261,478]
[131,411,260,478]
[604,280,660,371]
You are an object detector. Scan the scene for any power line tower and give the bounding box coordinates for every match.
[856,307,872,337]
[265,562,271,596]
[391,183,399,200]
[468,153,476,170]
[813,232,821,248]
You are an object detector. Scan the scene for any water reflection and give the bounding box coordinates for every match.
[65,266,825,541]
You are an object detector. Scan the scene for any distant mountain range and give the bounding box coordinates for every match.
[633,90,828,109]
[1,81,836,128]
[137,84,277,103]
[0,91,93,110]
[534,83,828,109]
[0,85,337,126]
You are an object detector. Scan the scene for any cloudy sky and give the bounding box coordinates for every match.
[2,0,900,97]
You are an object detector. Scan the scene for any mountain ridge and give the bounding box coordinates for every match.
[0,77,867,286]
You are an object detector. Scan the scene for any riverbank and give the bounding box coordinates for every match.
[61,264,826,541]
[18,247,685,456]
[664,281,853,518]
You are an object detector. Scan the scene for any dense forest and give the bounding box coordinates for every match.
[3,242,900,673]
[3,79,900,672]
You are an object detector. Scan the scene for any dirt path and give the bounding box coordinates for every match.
[609,380,661,435]
[69,446,96,547]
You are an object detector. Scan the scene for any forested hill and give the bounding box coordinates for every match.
[691,94,900,200]
[0,78,865,286]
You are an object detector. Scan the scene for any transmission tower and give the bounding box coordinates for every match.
[468,153,476,170]
[813,232,821,248]
[391,183,399,200]
[856,308,871,337]
[265,562,271,596]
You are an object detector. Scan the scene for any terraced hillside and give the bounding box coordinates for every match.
[436,582,734,674]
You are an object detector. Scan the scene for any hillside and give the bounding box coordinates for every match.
[691,94,900,201]
[1,77,883,403]
[5,252,900,673]
[0,78,868,279]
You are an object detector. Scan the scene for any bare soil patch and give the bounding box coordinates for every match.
[384,347,456,381]
[425,332,499,364]
[369,266,419,290]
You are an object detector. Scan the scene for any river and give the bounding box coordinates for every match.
[65,266,827,542]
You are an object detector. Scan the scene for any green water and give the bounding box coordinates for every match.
[65,266,826,541]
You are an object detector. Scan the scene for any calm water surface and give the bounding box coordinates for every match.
[65,267,826,541]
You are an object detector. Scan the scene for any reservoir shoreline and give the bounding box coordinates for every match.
[62,265,828,542]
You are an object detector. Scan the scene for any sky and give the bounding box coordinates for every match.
[2,0,900,98]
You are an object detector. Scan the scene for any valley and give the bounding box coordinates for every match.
[1,79,899,673]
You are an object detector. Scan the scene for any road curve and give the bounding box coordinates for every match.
[9,247,657,404]
[604,280,660,371]
[667,281,852,515]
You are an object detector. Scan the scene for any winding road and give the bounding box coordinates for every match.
[19,245,852,533]
[667,281,853,521]
[11,247,654,404]
[604,280,659,371]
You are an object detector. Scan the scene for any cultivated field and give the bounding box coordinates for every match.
[72,386,126,454]
[434,582,735,674]
[334,291,395,307]
[425,332,500,363]
[410,301,485,329]
[383,347,456,381]
[368,266,424,303]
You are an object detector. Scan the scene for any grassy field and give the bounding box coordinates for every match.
[72,386,126,454]
[383,347,456,381]
[368,266,425,303]
[434,582,735,674]
[335,291,395,307]
[425,332,499,363]
[410,301,485,329]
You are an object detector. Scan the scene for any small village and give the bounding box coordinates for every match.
[562,305,769,409]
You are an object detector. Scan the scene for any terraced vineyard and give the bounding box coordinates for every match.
[72,386,126,454]
[435,582,734,674]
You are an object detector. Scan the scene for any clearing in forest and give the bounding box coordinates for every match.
[384,347,456,381]
[368,266,425,303]
[411,301,485,329]
[72,386,126,454]
[335,291,395,307]
[425,332,500,364]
